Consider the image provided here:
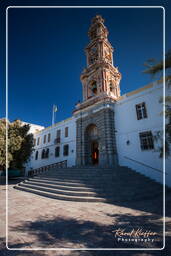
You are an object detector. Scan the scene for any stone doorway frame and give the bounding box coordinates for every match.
[75,106,118,167]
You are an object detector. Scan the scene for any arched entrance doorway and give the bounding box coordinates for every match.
[84,124,99,165]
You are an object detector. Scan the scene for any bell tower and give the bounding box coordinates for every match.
[74,15,120,168]
[81,15,121,102]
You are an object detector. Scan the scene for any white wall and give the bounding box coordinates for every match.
[25,117,76,174]
[23,122,45,172]
[115,82,171,187]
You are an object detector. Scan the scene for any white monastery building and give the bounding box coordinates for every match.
[25,15,171,187]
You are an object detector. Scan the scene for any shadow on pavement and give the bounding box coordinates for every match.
[10,213,165,250]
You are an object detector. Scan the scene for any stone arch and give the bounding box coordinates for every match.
[85,124,98,138]
[76,108,118,167]
[88,80,98,98]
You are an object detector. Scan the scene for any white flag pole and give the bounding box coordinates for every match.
[52,105,54,126]
[54,106,56,125]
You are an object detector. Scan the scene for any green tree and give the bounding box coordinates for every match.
[0,119,34,171]
[0,119,8,169]
[143,49,171,85]
[143,50,171,157]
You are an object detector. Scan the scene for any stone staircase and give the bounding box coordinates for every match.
[14,166,163,203]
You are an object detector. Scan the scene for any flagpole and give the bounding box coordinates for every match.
[52,105,58,126]
[52,105,54,126]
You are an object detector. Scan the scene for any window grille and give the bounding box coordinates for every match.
[139,131,154,150]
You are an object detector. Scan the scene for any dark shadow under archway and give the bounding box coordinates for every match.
[84,124,99,166]
[91,140,99,165]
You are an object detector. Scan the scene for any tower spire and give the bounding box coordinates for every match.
[88,15,108,41]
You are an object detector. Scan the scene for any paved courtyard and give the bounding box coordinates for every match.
[0,179,171,256]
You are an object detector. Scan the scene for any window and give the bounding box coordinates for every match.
[41,148,49,158]
[41,149,45,159]
[55,146,60,157]
[35,151,38,160]
[56,129,61,143]
[57,129,61,138]
[136,102,147,120]
[37,137,40,146]
[139,131,154,150]
[91,81,97,95]
[63,144,69,156]
[48,133,51,142]
[43,135,46,144]
[65,127,68,137]
[89,57,94,65]
[45,148,49,158]
[109,81,113,92]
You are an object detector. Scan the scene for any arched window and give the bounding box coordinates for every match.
[55,146,60,157]
[48,133,51,142]
[91,81,97,95]
[43,135,46,144]
[37,137,40,145]
[65,127,69,137]
[46,148,49,158]
[41,149,45,159]
[35,151,38,160]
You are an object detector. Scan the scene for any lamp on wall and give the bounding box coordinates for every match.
[126,140,130,145]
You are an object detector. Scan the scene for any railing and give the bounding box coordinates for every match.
[124,156,167,174]
[28,160,67,177]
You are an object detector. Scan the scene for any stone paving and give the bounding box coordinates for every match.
[0,179,171,256]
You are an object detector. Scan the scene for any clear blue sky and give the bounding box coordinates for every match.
[1,0,171,127]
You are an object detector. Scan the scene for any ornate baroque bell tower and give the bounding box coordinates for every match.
[81,15,121,102]
[74,15,121,167]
